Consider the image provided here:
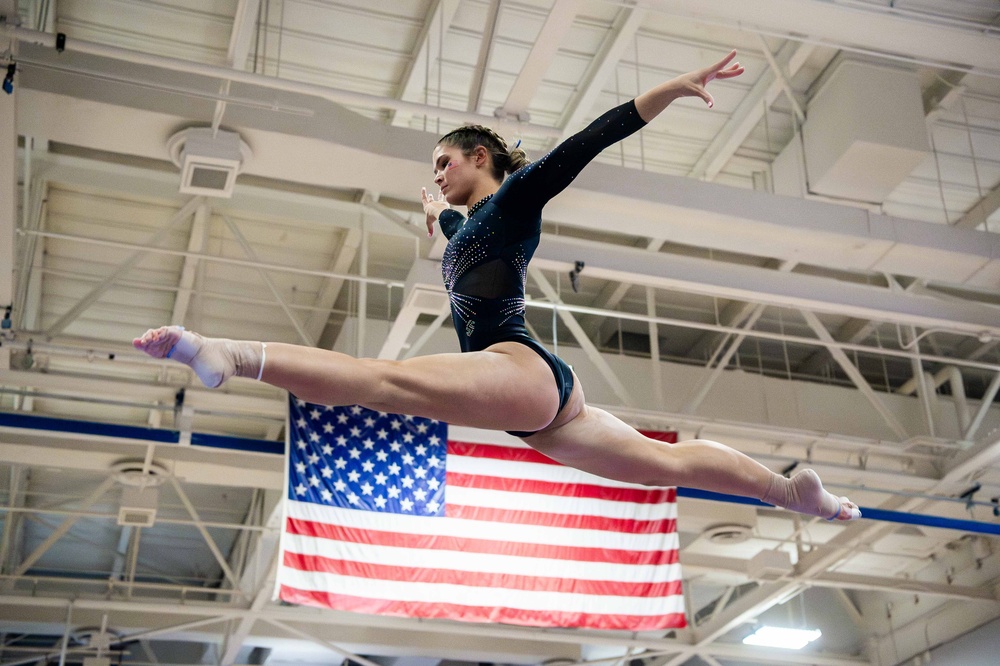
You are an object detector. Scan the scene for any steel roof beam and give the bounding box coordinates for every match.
[801,310,910,440]
[0,55,15,337]
[531,234,1000,339]
[219,500,282,666]
[467,0,502,115]
[212,0,262,130]
[43,196,204,338]
[688,40,815,181]
[392,0,462,126]
[637,0,1000,74]
[170,202,210,326]
[17,87,1000,291]
[529,265,635,405]
[497,0,579,119]
[557,5,646,140]
[956,182,1000,230]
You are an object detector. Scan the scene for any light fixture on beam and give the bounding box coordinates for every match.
[113,460,168,527]
[167,128,252,198]
[743,626,822,650]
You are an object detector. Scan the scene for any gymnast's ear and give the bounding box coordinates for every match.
[472,144,490,167]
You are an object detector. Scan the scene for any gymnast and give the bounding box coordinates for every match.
[134,50,860,522]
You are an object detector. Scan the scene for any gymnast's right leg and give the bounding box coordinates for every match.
[525,390,860,522]
[132,325,561,433]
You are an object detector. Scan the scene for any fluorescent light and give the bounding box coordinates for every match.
[743,626,822,650]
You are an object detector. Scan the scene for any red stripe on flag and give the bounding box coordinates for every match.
[449,441,563,465]
[638,430,679,443]
[282,551,684,598]
[448,471,675,504]
[450,435,678,459]
[445,503,677,534]
[279,585,687,631]
[286,517,680,566]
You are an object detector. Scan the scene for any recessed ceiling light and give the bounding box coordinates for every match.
[743,626,822,650]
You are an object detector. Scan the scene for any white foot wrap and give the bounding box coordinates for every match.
[134,326,262,389]
[763,469,861,521]
[257,343,267,381]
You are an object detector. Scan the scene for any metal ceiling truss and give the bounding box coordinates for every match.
[220,213,317,347]
[43,196,205,338]
[13,205,1000,377]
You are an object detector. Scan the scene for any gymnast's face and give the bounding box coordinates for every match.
[432,143,487,206]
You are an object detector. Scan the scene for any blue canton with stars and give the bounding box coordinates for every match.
[287,398,448,516]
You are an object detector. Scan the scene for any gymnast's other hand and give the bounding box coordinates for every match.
[675,49,745,109]
[421,187,450,237]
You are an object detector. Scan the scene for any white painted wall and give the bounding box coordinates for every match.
[927,615,1000,665]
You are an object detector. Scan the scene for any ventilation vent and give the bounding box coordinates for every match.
[167,128,252,198]
[117,508,156,528]
[704,523,753,545]
[118,485,159,527]
[83,658,112,666]
[747,549,793,581]
[112,460,167,527]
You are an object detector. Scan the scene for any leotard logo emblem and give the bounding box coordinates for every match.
[465,320,475,337]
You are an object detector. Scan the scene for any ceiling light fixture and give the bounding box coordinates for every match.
[167,128,252,199]
[743,626,822,650]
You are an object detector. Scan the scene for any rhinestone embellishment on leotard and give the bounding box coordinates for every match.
[468,193,494,217]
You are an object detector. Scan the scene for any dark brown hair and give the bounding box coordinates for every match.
[437,125,530,181]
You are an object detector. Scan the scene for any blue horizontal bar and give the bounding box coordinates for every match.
[677,487,1000,536]
[0,410,278,453]
[858,507,1000,536]
[678,487,770,508]
[190,431,284,455]
[0,411,179,443]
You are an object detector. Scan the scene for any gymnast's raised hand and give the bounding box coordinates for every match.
[420,187,449,237]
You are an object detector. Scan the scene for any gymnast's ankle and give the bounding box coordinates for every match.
[169,330,264,388]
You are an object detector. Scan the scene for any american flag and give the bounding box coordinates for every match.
[278,397,685,630]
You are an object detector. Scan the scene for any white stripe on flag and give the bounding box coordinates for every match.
[448,451,669,489]
[446,484,677,520]
[277,567,686,617]
[283,532,682,582]
[286,500,678,551]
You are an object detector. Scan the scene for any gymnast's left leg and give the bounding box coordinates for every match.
[525,383,860,521]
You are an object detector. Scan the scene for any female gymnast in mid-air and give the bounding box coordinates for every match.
[135,50,860,522]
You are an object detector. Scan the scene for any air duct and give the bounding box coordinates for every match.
[802,55,931,203]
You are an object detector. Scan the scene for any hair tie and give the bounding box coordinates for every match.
[513,139,522,150]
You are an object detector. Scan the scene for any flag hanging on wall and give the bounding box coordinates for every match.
[277,397,685,630]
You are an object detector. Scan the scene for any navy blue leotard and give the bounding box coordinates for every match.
[437,100,647,436]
